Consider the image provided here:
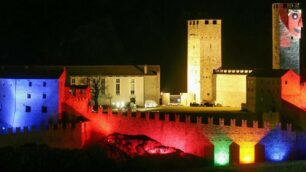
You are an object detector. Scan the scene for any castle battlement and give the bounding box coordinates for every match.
[0,122,84,136]
[84,106,292,132]
[0,122,86,149]
[213,69,253,75]
[188,19,222,26]
[273,3,299,9]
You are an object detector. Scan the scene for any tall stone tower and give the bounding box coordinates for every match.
[187,19,222,103]
[272,3,303,74]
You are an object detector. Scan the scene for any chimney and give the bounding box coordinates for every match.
[144,65,148,74]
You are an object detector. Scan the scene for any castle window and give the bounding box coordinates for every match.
[29,81,32,87]
[42,106,47,113]
[43,81,46,87]
[285,81,288,85]
[27,94,31,99]
[101,79,105,95]
[131,79,135,95]
[43,94,46,99]
[213,20,217,24]
[116,79,120,95]
[205,20,209,24]
[25,106,31,112]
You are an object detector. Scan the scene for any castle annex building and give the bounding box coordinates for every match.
[66,65,160,107]
[213,69,252,108]
[187,19,222,103]
[0,66,66,128]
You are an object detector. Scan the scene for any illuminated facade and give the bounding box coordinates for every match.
[272,3,303,74]
[214,69,252,107]
[187,19,222,103]
[0,66,66,128]
[67,65,160,107]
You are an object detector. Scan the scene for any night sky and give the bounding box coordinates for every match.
[0,0,305,94]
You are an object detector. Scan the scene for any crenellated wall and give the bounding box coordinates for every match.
[80,106,296,165]
[0,122,87,149]
[0,103,304,166]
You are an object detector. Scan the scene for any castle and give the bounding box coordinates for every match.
[187,3,305,114]
[1,2,306,168]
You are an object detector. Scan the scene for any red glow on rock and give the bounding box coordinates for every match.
[105,133,180,157]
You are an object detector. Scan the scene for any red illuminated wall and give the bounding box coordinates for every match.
[63,86,90,115]
[281,70,306,110]
[81,108,213,158]
[281,70,300,96]
[58,68,67,120]
[78,107,272,159]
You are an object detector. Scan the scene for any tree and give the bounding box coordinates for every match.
[89,76,114,109]
[90,76,102,110]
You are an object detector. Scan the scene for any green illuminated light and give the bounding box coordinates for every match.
[213,141,231,166]
[215,151,229,166]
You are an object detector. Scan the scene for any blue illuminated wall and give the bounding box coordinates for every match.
[0,79,16,128]
[0,79,59,128]
[259,126,296,162]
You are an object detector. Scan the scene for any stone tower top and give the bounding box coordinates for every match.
[272,3,299,9]
[188,19,222,26]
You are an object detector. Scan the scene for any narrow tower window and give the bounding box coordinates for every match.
[131,79,135,95]
[116,79,120,95]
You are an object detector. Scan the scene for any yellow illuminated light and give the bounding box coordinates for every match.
[239,142,255,164]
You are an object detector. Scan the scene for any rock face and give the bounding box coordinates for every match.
[101,133,208,170]
[104,133,182,158]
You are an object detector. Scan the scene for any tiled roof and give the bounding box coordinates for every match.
[247,69,289,78]
[66,65,160,76]
[0,66,64,79]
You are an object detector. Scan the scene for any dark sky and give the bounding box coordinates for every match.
[0,0,304,94]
